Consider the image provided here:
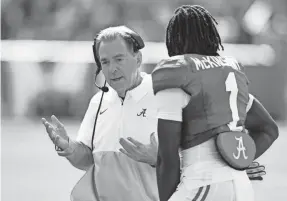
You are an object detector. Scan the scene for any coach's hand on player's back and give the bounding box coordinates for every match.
[42,115,69,151]
[119,132,158,167]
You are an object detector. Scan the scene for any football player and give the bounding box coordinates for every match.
[152,5,279,201]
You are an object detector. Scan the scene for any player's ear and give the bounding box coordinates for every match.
[136,51,142,68]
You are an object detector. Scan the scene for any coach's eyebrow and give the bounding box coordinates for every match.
[113,53,126,58]
[100,57,108,62]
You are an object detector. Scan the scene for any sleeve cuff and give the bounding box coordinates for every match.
[157,112,182,122]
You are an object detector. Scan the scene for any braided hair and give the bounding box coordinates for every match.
[166,5,224,57]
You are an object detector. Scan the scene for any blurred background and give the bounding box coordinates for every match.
[1,0,287,201]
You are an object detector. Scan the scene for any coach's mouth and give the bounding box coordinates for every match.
[111,77,123,82]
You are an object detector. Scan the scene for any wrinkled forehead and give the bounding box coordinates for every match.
[98,37,130,59]
[98,37,131,59]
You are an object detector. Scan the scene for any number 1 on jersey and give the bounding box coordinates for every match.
[225,72,242,131]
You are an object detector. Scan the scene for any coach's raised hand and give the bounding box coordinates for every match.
[119,132,158,167]
[42,115,69,151]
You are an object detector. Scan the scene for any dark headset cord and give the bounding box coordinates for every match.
[90,80,107,201]
[91,80,107,150]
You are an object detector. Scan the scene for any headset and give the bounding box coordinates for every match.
[91,27,145,150]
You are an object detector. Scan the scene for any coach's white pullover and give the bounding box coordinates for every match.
[60,73,159,201]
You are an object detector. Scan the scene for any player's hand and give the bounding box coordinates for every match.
[41,115,69,151]
[246,161,266,180]
[119,132,158,167]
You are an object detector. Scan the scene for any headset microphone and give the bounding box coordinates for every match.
[94,70,109,93]
[94,82,109,92]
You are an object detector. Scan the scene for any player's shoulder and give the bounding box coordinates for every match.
[151,55,191,94]
[221,55,244,71]
[153,55,189,72]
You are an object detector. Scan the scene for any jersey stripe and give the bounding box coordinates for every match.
[192,186,204,201]
[200,185,211,201]
[246,94,255,112]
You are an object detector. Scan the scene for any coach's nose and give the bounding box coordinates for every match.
[109,63,119,76]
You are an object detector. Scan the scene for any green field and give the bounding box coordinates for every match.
[1,119,287,201]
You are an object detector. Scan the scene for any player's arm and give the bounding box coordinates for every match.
[245,94,279,159]
[155,88,189,201]
[157,119,181,201]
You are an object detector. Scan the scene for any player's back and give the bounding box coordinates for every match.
[152,54,250,149]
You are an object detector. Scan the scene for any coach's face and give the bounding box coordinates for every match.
[98,37,142,98]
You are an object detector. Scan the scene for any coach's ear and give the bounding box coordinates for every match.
[136,51,142,68]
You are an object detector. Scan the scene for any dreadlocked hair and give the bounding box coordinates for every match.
[166,5,224,57]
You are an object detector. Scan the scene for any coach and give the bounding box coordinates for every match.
[42,26,158,201]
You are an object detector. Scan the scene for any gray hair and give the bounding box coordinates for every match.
[94,26,140,57]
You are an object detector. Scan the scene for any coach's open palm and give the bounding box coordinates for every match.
[42,115,69,151]
[119,132,158,166]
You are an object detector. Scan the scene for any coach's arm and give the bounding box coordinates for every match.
[58,94,103,171]
[58,94,105,171]
[58,93,101,170]
[245,94,279,159]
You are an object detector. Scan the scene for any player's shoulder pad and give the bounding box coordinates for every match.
[152,55,191,94]
[152,55,188,73]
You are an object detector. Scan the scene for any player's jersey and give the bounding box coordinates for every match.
[152,54,250,149]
